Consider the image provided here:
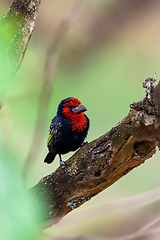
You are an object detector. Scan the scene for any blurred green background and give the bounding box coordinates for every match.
[0,0,160,239]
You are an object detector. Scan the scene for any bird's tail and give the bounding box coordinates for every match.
[44,152,56,164]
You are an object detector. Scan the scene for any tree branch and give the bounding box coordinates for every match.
[23,0,84,179]
[1,0,41,75]
[54,211,160,240]
[55,187,160,228]
[30,75,160,227]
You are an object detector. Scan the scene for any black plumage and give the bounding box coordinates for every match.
[44,97,89,165]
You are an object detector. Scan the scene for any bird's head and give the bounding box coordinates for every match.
[57,97,89,132]
[57,97,87,119]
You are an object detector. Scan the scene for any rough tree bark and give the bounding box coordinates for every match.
[0,0,41,107]
[1,0,160,231]
[30,75,160,228]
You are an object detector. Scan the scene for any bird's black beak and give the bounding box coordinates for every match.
[72,104,87,114]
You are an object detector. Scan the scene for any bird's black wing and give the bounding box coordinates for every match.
[47,116,62,147]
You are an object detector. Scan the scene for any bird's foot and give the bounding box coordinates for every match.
[81,141,88,147]
[60,159,65,165]
[59,154,66,166]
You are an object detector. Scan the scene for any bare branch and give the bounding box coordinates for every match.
[55,187,160,228]
[60,0,155,66]
[23,0,84,178]
[54,211,160,240]
[30,76,160,228]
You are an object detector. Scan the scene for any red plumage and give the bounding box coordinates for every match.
[44,97,90,165]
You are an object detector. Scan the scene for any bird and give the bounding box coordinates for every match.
[44,97,90,165]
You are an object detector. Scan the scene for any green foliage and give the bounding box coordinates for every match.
[0,22,39,240]
[0,146,39,240]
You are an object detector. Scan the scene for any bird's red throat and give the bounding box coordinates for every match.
[63,110,87,132]
[71,113,87,132]
[62,97,88,132]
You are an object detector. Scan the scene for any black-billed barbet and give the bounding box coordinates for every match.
[44,97,90,165]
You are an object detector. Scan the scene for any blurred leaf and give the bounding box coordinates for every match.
[0,15,39,240]
[0,145,39,240]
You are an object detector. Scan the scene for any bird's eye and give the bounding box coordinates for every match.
[68,105,74,111]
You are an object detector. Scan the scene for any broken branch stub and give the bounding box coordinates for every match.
[30,76,160,227]
[130,75,160,129]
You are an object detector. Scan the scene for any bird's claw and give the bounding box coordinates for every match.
[60,160,65,165]
[81,141,88,147]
